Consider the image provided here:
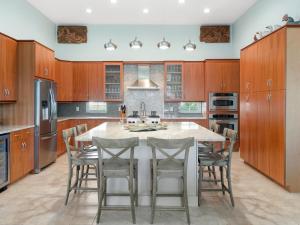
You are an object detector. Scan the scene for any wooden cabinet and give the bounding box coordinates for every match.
[239,26,300,190]
[205,60,240,93]
[165,62,183,101]
[34,43,55,80]
[104,62,123,101]
[55,60,73,102]
[10,128,34,183]
[88,62,104,101]
[57,120,70,156]
[73,62,89,101]
[0,34,17,101]
[183,62,205,101]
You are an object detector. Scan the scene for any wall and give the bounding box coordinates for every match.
[0,0,56,49]
[232,0,300,57]
[55,25,235,61]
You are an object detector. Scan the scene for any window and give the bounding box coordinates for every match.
[178,102,203,114]
[86,102,107,113]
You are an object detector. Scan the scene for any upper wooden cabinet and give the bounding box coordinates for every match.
[0,34,17,101]
[88,62,104,101]
[34,43,55,80]
[73,62,89,101]
[104,62,123,102]
[205,60,240,93]
[183,62,205,101]
[55,60,73,102]
[10,128,34,183]
[165,62,183,101]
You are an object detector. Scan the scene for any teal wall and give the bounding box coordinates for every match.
[0,0,56,49]
[55,25,235,61]
[232,0,300,57]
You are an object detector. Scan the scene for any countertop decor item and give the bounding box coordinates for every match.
[124,123,168,132]
[104,39,117,51]
[57,26,87,44]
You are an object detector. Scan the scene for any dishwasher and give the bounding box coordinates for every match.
[0,134,9,192]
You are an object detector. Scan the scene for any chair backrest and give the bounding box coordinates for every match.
[222,128,238,163]
[147,137,194,172]
[210,122,220,133]
[62,127,79,164]
[92,137,139,176]
[76,124,88,135]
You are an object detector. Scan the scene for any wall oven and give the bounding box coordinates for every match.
[209,93,238,111]
[0,134,9,191]
[209,113,238,135]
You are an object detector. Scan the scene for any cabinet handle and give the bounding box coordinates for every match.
[246,82,250,90]
[6,89,10,96]
[3,89,7,96]
[267,93,272,102]
[246,94,250,102]
[44,68,49,76]
[23,142,27,149]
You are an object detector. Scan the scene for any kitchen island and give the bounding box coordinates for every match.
[75,122,225,206]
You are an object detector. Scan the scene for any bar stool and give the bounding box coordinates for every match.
[198,122,220,186]
[63,127,98,206]
[147,137,194,225]
[198,128,237,207]
[92,137,139,224]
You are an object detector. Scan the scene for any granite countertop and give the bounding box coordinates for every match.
[75,121,224,142]
[0,125,35,135]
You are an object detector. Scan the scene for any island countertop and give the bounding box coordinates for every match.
[75,122,225,142]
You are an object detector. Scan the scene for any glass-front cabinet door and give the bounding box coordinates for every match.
[165,63,183,101]
[104,63,123,101]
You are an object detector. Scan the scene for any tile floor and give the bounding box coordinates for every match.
[1,153,300,225]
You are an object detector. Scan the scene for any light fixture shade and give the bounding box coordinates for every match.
[104,39,117,51]
[183,40,196,51]
[157,38,171,50]
[129,37,143,49]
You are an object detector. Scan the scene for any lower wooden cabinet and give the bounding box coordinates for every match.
[10,128,34,183]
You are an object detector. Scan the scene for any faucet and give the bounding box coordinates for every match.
[140,101,146,117]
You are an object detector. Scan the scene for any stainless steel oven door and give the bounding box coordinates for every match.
[209,119,238,135]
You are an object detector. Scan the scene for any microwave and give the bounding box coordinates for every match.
[209,93,238,111]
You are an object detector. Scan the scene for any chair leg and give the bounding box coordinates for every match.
[220,166,225,195]
[96,174,104,224]
[104,177,107,206]
[150,174,157,224]
[65,165,73,206]
[78,165,85,189]
[85,165,90,183]
[181,177,184,207]
[134,165,139,206]
[74,165,80,194]
[198,165,203,207]
[129,175,136,224]
[212,166,217,185]
[183,176,191,225]
[227,167,235,207]
[208,166,212,178]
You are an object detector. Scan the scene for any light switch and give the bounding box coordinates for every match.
[76,106,80,112]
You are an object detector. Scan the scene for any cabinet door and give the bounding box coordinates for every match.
[73,62,89,101]
[270,29,286,91]
[239,93,250,162]
[269,90,285,185]
[104,63,123,101]
[0,35,5,98]
[22,129,34,175]
[183,62,205,101]
[222,61,240,92]
[256,92,270,175]
[88,62,104,101]
[10,132,23,183]
[205,61,223,92]
[165,63,184,101]
[35,43,54,80]
[56,60,73,101]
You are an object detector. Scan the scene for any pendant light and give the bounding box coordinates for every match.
[129,37,143,49]
[183,40,196,51]
[104,39,117,51]
[157,37,171,50]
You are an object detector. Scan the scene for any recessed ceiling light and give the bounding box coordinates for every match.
[178,0,185,4]
[203,8,210,14]
[110,0,117,4]
[85,8,92,14]
[143,8,149,14]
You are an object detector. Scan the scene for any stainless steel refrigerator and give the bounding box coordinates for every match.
[34,79,57,173]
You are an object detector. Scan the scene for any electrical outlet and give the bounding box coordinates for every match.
[76,106,80,112]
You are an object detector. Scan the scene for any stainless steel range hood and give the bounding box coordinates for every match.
[127,65,159,90]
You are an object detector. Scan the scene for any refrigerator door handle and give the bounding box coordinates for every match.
[41,133,57,141]
[48,90,52,122]
[50,87,57,120]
